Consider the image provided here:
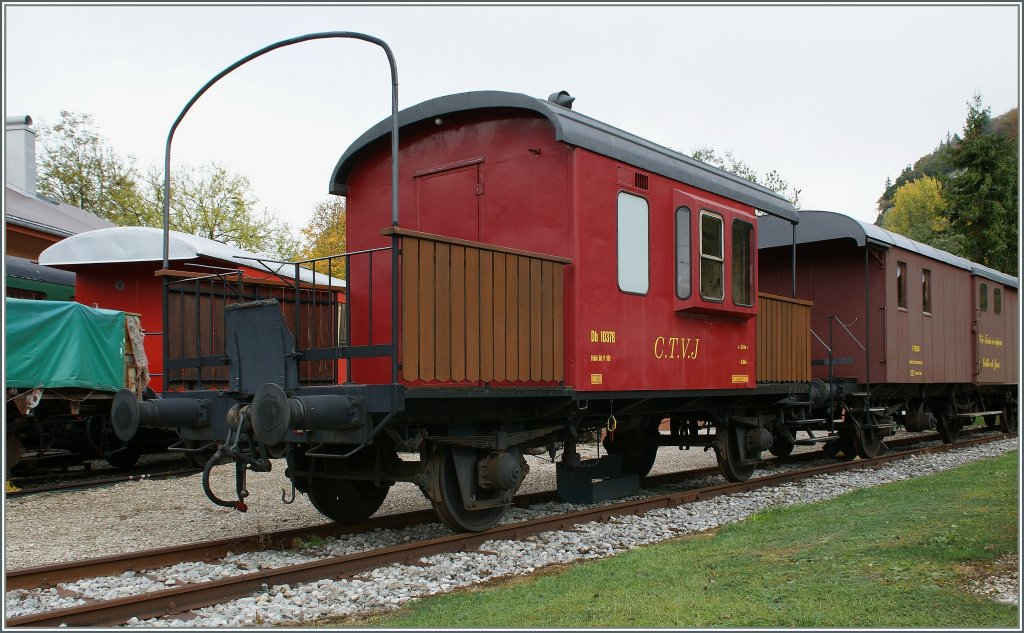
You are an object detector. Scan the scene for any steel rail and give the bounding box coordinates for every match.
[3,426,995,590]
[6,431,1013,628]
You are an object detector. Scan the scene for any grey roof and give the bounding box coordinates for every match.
[6,254,75,286]
[38,226,345,287]
[329,90,799,223]
[759,210,1018,289]
[4,186,115,237]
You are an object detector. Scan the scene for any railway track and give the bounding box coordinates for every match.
[7,455,201,497]
[5,428,1013,628]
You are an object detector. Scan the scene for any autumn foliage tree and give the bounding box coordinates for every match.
[143,164,300,259]
[36,110,301,260]
[882,176,961,253]
[36,111,155,226]
[297,197,347,274]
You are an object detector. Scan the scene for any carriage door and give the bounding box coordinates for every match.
[972,276,1007,384]
[413,157,483,242]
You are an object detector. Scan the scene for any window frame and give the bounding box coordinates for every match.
[980,282,988,312]
[616,190,650,295]
[896,261,908,309]
[994,287,1002,315]
[922,269,931,315]
[675,206,692,300]
[699,210,725,303]
[731,219,754,307]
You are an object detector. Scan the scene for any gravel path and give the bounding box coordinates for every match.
[3,435,1018,627]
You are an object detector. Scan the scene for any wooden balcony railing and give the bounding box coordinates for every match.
[756,292,812,383]
[387,228,570,384]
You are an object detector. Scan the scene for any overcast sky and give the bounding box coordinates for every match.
[4,3,1020,235]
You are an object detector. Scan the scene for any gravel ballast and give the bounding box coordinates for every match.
[3,437,1018,626]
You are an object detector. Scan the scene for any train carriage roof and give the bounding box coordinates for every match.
[5,255,75,286]
[329,90,800,223]
[758,210,1018,289]
[38,226,344,287]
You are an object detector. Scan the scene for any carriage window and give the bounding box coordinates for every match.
[732,220,754,307]
[897,261,907,308]
[980,283,988,312]
[994,287,1002,315]
[675,207,691,299]
[922,269,931,314]
[617,191,649,294]
[700,211,724,301]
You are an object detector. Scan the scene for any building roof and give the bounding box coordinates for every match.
[38,226,345,287]
[4,186,115,237]
[329,90,800,223]
[758,210,1018,289]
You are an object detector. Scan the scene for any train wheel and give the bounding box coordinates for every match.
[305,447,392,524]
[1000,402,1018,433]
[425,446,507,532]
[715,425,756,482]
[602,420,660,477]
[853,424,883,459]
[937,415,960,444]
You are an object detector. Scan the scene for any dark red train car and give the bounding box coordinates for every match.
[759,210,1018,441]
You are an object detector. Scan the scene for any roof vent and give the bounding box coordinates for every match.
[547,90,575,109]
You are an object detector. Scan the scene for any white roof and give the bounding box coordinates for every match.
[38,226,345,287]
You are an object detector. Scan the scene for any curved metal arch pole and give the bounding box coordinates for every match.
[160,31,401,385]
[162,31,399,268]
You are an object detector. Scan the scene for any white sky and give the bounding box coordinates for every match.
[3,2,1020,236]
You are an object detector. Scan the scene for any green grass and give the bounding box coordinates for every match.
[327,451,1019,628]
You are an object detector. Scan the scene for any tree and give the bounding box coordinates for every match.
[36,111,154,226]
[143,163,300,260]
[944,94,1019,274]
[297,197,347,274]
[881,176,962,253]
[691,146,801,208]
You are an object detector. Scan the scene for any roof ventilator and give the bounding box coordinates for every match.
[547,90,575,109]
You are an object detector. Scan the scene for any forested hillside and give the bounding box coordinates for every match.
[874,97,1018,275]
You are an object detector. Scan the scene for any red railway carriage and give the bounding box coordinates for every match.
[39,227,347,393]
[119,90,1014,533]
[331,91,794,394]
[759,210,1018,444]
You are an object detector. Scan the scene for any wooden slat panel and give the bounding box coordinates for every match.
[480,251,493,382]
[518,257,531,382]
[530,259,542,381]
[418,240,435,381]
[402,238,420,382]
[492,253,506,382]
[435,244,451,382]
[541,260,554,381]
[450,245,466,382]
[757,293,812,383]
[554,262,564,381]
[465,249,480,382]
[505,256,519,381]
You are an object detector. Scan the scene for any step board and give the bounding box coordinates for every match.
[956,411,1003,418]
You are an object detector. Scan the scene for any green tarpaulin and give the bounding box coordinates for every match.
[5,298,125,391]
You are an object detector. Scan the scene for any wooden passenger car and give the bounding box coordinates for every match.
[759,210,1018,439]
